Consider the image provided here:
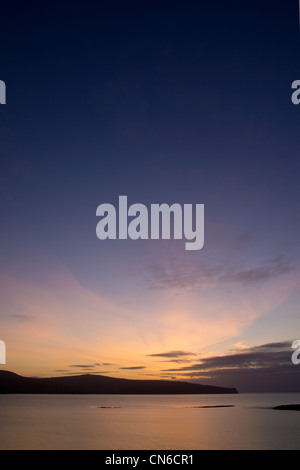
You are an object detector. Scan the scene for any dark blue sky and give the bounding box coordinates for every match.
[0,0,299,390]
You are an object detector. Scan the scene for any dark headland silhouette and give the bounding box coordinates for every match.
[273,404,300,411]
[0,370,238,394]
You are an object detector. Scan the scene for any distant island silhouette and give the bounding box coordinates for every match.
[0,370,238,394]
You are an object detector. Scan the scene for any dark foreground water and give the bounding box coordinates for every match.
[0,393,299,449]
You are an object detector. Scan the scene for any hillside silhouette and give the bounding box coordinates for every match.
[0,370,238,394]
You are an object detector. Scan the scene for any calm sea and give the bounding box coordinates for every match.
[0,393,299,450]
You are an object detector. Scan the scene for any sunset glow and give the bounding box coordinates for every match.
[0,0,299,394]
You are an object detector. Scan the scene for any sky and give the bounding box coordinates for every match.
[0,0,299,392]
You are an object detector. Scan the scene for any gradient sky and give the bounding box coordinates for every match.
[0,0,299,392]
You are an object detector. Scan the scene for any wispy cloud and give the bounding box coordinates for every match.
[143,253,295,292]
[162,341,293,372]
[220,255,295,286]
[119,366,146,370]
[146,350,197,359]
[160,341,299,392]
[9,313,35,322]
[69,364,96,369]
